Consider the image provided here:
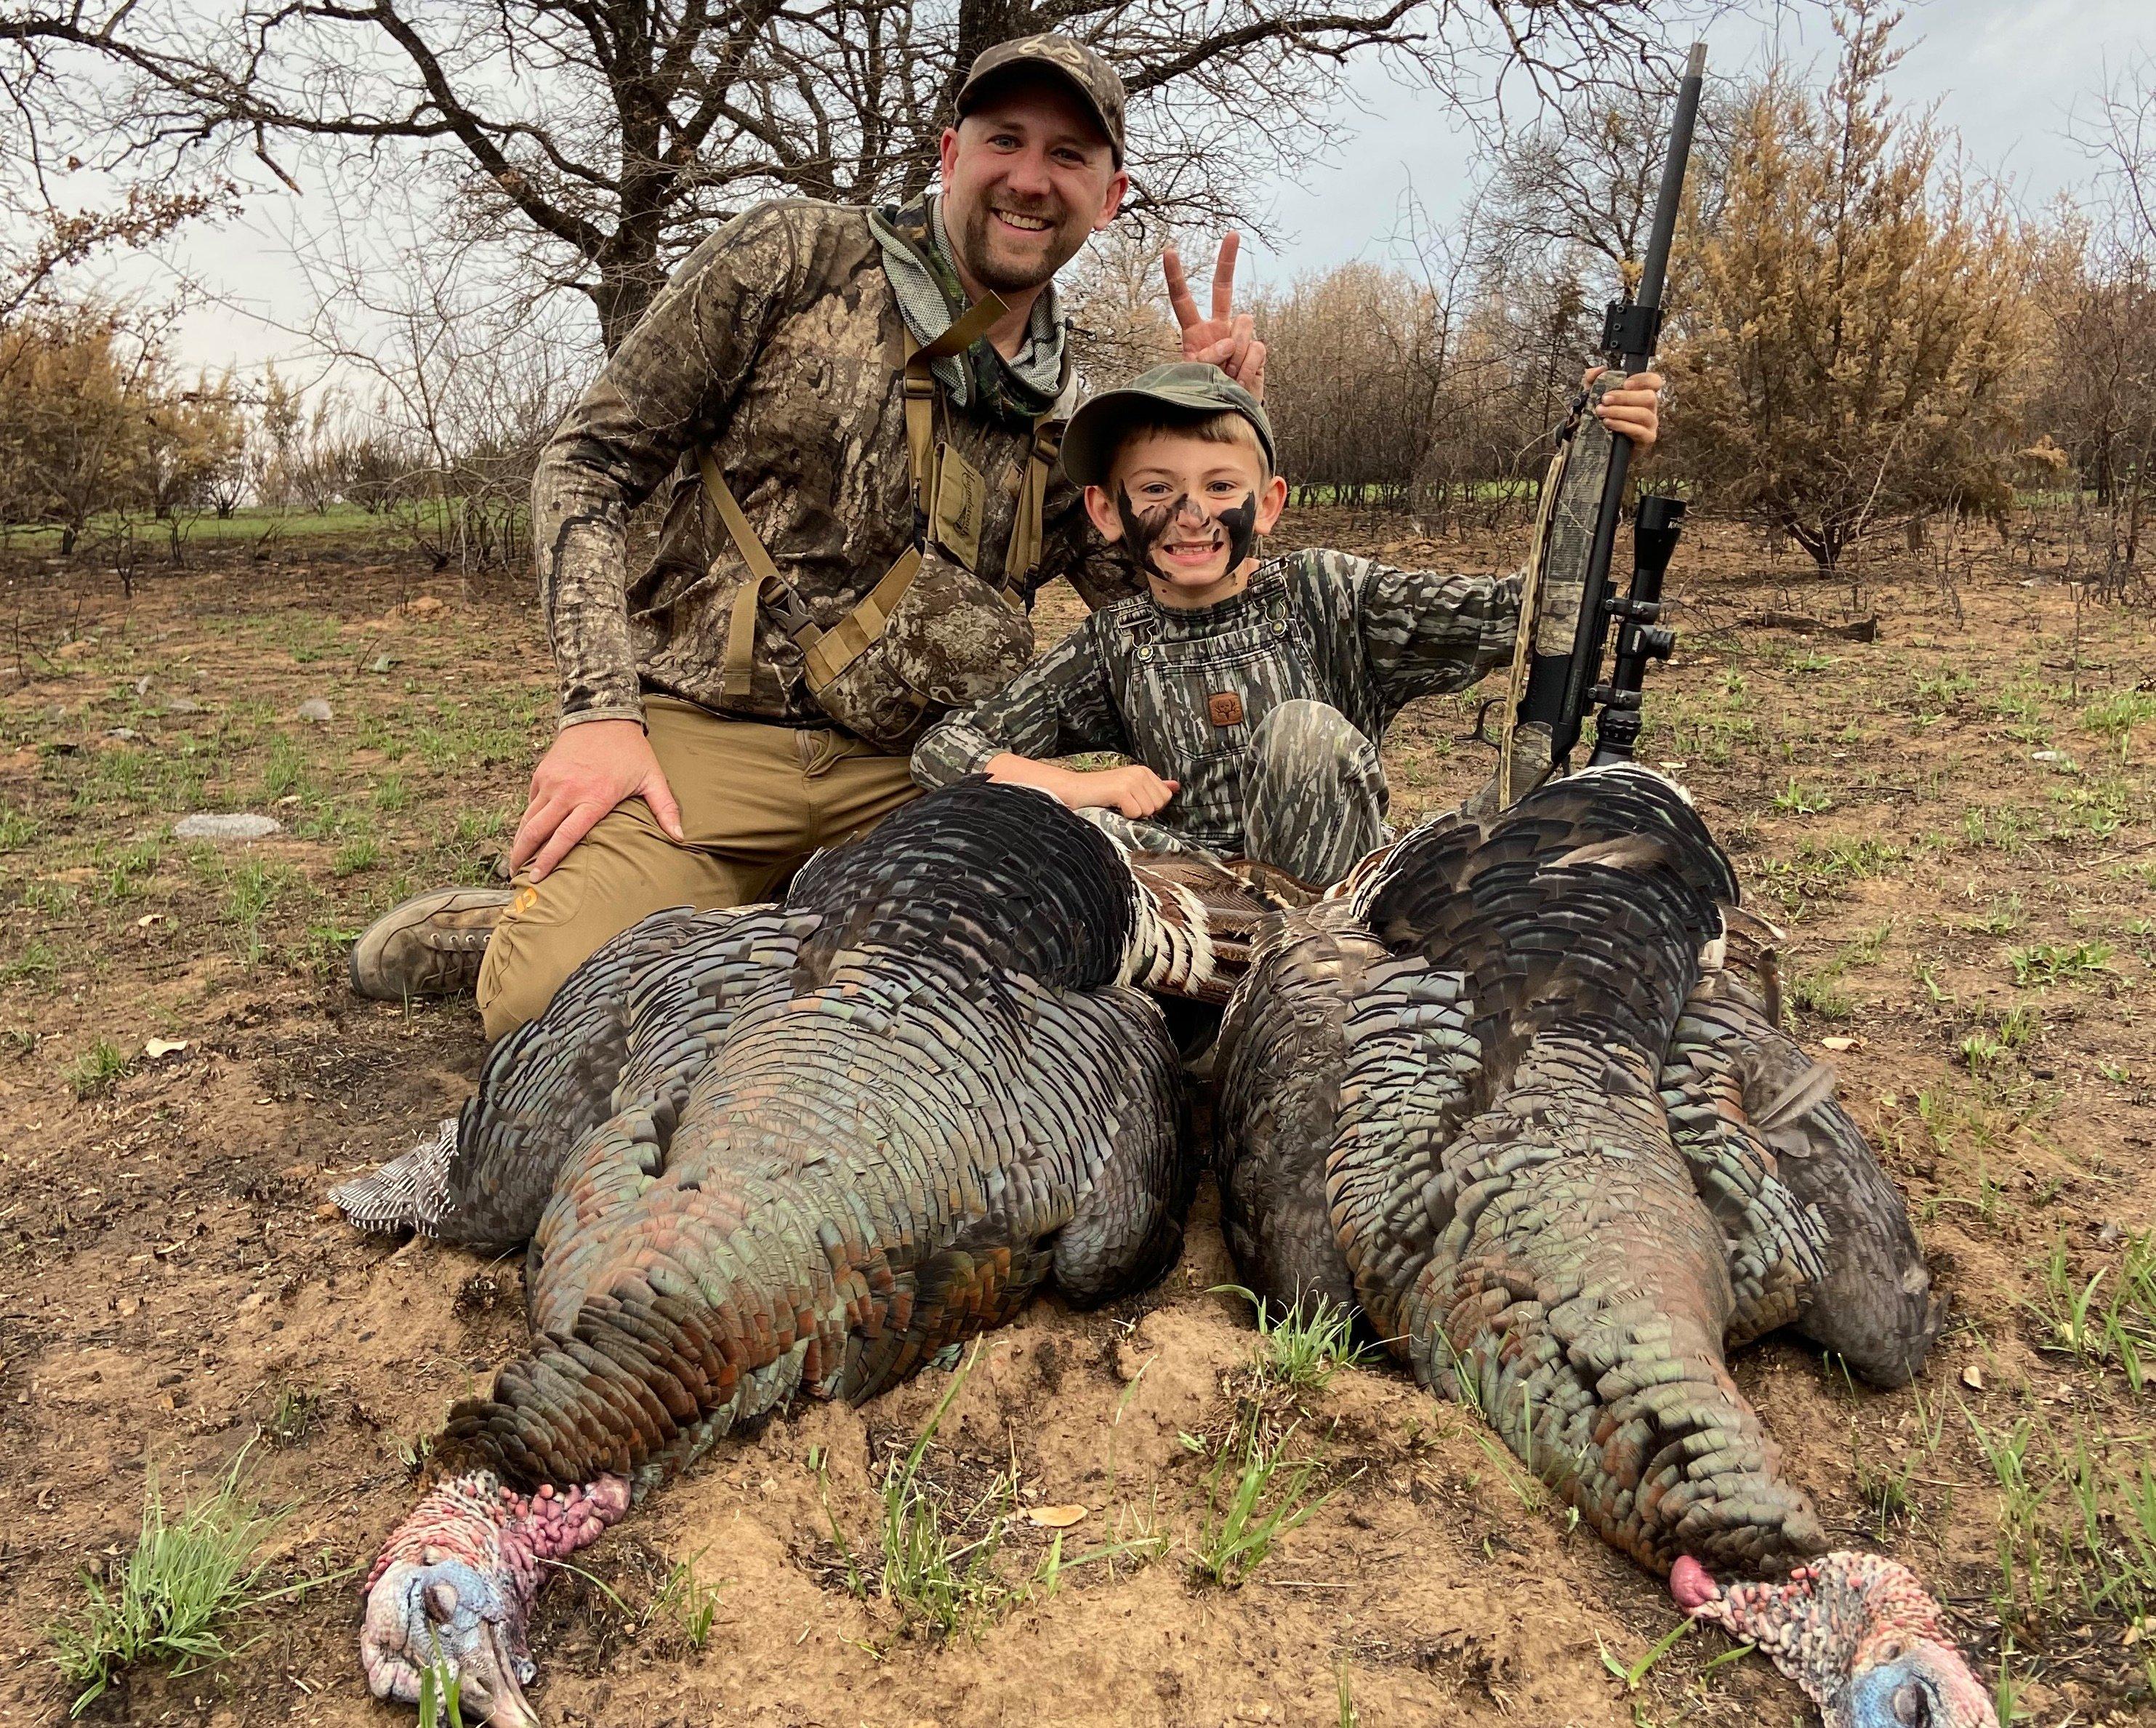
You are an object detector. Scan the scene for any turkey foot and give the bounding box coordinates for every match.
[361,1471,629,1725]
[1671,1553,1996,1727]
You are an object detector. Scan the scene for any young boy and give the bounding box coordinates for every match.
[910,361,1660,885]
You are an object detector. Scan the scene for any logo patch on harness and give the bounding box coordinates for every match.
[1207,691,1245,728]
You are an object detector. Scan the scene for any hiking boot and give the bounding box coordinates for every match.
[348,886,515,1000]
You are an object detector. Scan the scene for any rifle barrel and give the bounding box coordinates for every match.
[1628,43,1708,355]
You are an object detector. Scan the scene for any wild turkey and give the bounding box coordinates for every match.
[1212,765,1991,1727]
[336,779,1215,1724]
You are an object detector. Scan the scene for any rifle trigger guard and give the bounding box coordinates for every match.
[1461,696,1505,750]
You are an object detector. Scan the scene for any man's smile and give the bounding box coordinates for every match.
[990,206,1056,233]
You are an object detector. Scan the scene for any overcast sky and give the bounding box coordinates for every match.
[142,0,2154,375]
[1245,0,2152,290]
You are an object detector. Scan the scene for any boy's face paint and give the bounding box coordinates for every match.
[1115,484,1260,584]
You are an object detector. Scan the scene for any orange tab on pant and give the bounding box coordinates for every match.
[1207,691,1245,728]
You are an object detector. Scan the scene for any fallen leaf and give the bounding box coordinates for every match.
[143,1038,189,1059]
[1962,1364,1984,1391]
[1821,1036,1858,1053]
[1026,1503,1088,1528]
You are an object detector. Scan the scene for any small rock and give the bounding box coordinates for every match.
[297,698,333,723]
[405,595,447,619]
[105,728,143,742]
[132,675,153,697]
[174,813,282,842]
[1822,1036,1858,1052]
[143,1039,190,1059]
[2099,1221,2123,1246]
[163,696,204,715]
[1962,1363,1984,1391]
[366,654,398,674]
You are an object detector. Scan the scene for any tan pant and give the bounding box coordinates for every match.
[476,698,920,1042]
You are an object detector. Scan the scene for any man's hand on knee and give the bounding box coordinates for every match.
[510,719,686,882]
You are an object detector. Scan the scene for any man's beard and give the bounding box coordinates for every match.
[951,198,1087,294]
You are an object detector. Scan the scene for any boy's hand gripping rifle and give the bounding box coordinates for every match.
[1491,41,1707,806]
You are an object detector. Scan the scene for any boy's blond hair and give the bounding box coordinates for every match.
[1104,409,1274,480]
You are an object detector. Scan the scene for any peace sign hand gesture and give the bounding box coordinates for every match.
[1164,232,1268,401]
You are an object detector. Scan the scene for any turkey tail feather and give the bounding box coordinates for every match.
[332,1117,457,1235]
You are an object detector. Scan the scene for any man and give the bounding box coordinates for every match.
[348,33,1265,1041]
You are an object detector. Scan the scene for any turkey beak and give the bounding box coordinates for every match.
[456,1623,540,1728]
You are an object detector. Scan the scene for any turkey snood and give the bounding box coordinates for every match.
[1117,486,1260,580]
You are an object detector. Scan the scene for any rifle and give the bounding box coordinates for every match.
[1501,41,1707,794]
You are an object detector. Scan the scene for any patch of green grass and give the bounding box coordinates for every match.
[1962,805,2043,855]
[20,879,78,917]
[2027,1231,2156,1396]
[262,1386,318,1447]
[452,808,508,848]
[0,936,60,989]
[874,1350,1010,1633]
[0,808,39,852]
[259,736,313,802]
[1803,836,1902,880]
[1190,1412,1331,1589]
[2082,689,2156,757]
[2052,778,2131,840]
[203,856,299,965]
[1966,1407,2156,1649]
[1215,1285,1375,1393]
[1912,670,1976,709]
[97,837,163,904]
[373,773,411,813]
[1771,777,1833,816]
[651,1556,723,1651]
[415,1660,469,1728]
[45,1454,334,1716]
[1841,919,1894,968]
[2009,941,2115,988]
[1997,1004,2040,1050]
[333,836,383,877]
[66,1037,129,1099]
[12,503,382,546]
[1788,970,1856,1021]
[1968,897,2023,938]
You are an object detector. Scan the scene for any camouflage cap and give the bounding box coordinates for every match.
[956,33,1127,165]
[1059,362,1276,489]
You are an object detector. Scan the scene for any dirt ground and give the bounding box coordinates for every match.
[1,505,2152,1728]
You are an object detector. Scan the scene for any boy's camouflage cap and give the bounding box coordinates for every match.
[1058,361,1276,488]
[956,34,1127,164]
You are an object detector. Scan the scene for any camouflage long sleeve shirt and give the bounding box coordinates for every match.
[912,548,1524,853]
[530,198,1139,732]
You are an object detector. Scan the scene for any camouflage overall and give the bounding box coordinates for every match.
[913,547,1526,885]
